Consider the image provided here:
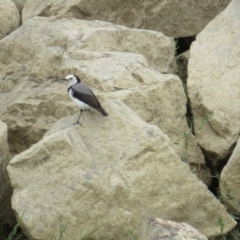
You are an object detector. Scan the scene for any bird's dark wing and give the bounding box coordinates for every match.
[71,83,108,116]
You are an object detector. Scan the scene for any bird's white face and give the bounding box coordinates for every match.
[64,75,78,87]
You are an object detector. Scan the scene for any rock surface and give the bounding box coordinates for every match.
[0,1,238,239]
[0,16,175,153]
[187,0,240,166]
[220,136,240,213]
[7,100,236,240]
[109,75,210,184]
[0,0,19,40]
[140,218,208,240]
[0,120,15,239]
[21,0,230,38]
[0,16,210,184]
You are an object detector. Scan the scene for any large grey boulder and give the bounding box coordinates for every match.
[0,16,175,153]
[22,0,230,37]
[7,100,236,240]
[0,0,19,40]
[187,0,240,166]
[0,17,210,184]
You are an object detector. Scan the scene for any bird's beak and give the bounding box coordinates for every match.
[61,78,68,81]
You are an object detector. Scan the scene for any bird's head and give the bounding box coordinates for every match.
[62,74,81,86]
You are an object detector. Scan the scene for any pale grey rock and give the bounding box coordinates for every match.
[7,100,236,240]
[220,136,240,213]
[108,75,211,185]
[0,16,175,153]
[0,120,15,239]
[0,16,211,186]
[187,0,240,166]
[141,218,208,240]
[22,0,230,37]
[0,0,20,40]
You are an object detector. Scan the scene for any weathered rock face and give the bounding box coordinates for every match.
[220,136,240,213]
[0,16,210,184]
[140,218,208,240]
[0,15,210,183]
[0,16,175,153]
[1,1,238,239]
[108,75,210,184]
[187,0,240,167]
[7,100,236,240]
[0,120,15,239]
[0,0,20,40]
[21,0,230,38]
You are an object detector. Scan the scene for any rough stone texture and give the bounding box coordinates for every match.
[220,137,240,213]
[0,120,15,239]
[140,218,208,240]
[108,76,211,185]
[187,0,240,167]
[22,0,230,38]
[0,0,20,40]
[7,100,236,240]
[0,16,210,184]
[0,16,175,152]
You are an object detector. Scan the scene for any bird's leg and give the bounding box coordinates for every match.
[74,109,83,126]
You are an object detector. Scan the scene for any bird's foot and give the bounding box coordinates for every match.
[74,121,82,126]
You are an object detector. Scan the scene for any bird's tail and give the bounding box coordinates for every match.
[98,106,108,116]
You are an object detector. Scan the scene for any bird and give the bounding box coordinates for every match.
[62,74,108,125]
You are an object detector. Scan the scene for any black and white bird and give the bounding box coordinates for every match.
[62,74,108,125]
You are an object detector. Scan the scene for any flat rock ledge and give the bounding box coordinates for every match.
[7,100,236,240]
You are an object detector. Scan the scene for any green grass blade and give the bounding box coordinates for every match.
[7,221,20,240]
[80,222,108,240]
[7,212,25,240]
[49,221,69,240]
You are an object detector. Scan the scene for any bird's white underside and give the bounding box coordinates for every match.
[68,88,92,111]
